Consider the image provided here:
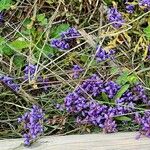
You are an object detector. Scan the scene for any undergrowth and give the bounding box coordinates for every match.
[0,0,150,146]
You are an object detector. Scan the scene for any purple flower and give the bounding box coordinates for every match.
[103,118,117,133]
[116,89,137,114]
[126,4,135,13]
[64,92,87,113]
[135,111,150,138]
[95,46,115,62]
[0,75,20,92]
[139,0,150,10]
[18,105,44,146]
[50,39,70,50]
[72,65,83,79]
[23,134,30,146]
[75,74,103,97]
[116,83,149,112]
[115,105,129,115]
[24,64,37,81]
[1,76,13,84]
[103,81,120,99]
[61,27,80,40]
[132,83,149,104]
[50,27,80,50]
[74,100,117,133]
[107,7,125,28]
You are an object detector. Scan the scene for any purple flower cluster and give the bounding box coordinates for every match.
[0,75,20,92]
[126,4,135,13]
[133,83,149,104]
[65,75,118,132]
[116,90,136,112]
[65,92,87,113]
[65,93,117,133]
[135,111,150,138]
[95,46,115,62]
[76,75,149,107]
[103,117,117,133]
[125,0,135,13]
[139,0,150,10]
[107,7,125,28]
[86,103,117,133]
[72,65,83,79]
[115,105,129,115]
[24,64,37,81]
[75,74,103,97]
[18,105,44,146]
[64,74,149,133]
[102,81,121,99]
[50,27,80,50]
[50,39,69,50]
[61,27,80,40]
[116,83,149,112]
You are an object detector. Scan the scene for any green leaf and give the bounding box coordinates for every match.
[116,72,129,85]
[13,55,25,67]
[0,0,12,11]
[143,26,150,39]
[92,127,101,133]
[0,37,14,55]
[127,74,139,84]
[2,45,14,55]
[114,84,130,99]
[103,0,112,5]
[34,44,56,59]
[101,92,109,102]
[43,44,56,55]
[10,38,30,50]
[0,37,5,43]
[115,116,131,121]
[23,18,32,27]
[51,24,70,38]
[80,54,89,63]
[37,13,45,21]
[37,13,47,26]
[90,60,97,66]
[0,37,5,54]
